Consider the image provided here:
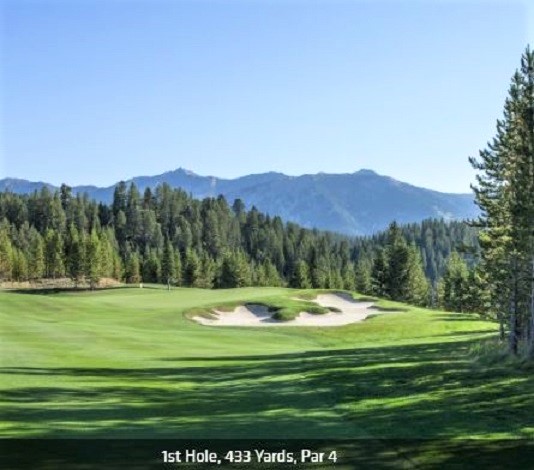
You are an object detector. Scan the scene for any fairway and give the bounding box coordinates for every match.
[0,286,532,440]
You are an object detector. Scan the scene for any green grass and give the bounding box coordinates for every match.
[0,286,532,441]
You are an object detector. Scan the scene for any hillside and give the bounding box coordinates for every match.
[0,168,478,236]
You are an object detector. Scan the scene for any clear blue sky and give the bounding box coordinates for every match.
[0,0,531,193]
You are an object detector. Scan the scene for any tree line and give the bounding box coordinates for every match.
[0,181,478,306]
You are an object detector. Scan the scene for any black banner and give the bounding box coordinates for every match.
[1,439,534,470]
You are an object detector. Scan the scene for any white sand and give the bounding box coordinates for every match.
[192,293,381,327]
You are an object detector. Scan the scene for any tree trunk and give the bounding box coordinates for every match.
[498,311,506,341]
[508,257,520,356]
[527,257,534,358]
[509,312,519,355]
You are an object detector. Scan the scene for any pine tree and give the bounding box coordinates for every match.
[470,47,534,356]
[0,221,14,280]
[44,229,64,278]
[342,262,356,291]
[384,222,411,300]
[310,249,328,288]
[262,258,283,287]
[66,224,85,286]
[27,228,45,280]
[328,268,344,290]
[355,258,373,295]
[441,252,470,312]
[371,249,388,297]
[12,248,28,281]
[218,251,249,288]
[142,249,161,284]
[464,267,487,314]
[197,252,216,288]
[125,251,141,284]
[291,260,312,289]
[184,249,201,287]
[1,173,489,301]
[98,230,114,279]
[85,229,102,289]
[405,246,430,306]
[161,239,176,289]
[173,252,182,286]
[112,252,123,281]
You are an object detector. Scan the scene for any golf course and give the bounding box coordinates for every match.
[1,286,532,441]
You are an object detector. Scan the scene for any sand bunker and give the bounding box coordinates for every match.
[192,293,380,327]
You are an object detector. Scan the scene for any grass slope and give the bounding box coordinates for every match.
[0,286,532,440]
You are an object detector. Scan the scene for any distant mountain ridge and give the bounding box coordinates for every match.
[0,168,478,235]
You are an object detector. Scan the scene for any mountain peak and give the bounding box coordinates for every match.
[0,168,477,236]
[355,169,378,176]
[174,167,198,177]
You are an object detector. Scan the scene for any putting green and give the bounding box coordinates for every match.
[0,286,532,439]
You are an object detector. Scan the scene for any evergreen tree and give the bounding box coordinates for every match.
[469,47,534,356]
[291,260,312,289]
[342,262,356,291]
[44,229,64,278]
[27,229,45,280]
[66,224,85,286]
[125,251,141,284]
[173,251,182,286]
[464,267,487,314]
[262,258,283,287]
[161,239,176,289]
[142,249,161,284]
[371,249,388,297]
[183,249,201,287]
[218,251,249,288]
[197,252,216,288]
[12,249,28,281]
[355,258,373,294]
[85,229,102,289]
[384,222,411,300]
[405,246,430,306]
[0,221,13,280]
[310,249,328,288]
[98,230,114,278]
[0,174,487,302]
[440,252,470,312]
[112,251,123,281]
[328,268,344,290]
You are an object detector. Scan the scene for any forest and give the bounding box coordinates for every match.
[0,181,479,308]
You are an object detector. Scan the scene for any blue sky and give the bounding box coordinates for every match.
[0,0,531,193]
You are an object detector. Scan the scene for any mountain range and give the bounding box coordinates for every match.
[0,168,478,236]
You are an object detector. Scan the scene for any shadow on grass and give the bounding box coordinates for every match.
[1,336,533,444]
[4,286,134,295]
[369,305,409,312]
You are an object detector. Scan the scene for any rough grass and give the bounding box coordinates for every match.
[265,298,332,321]
[0,286,532,444]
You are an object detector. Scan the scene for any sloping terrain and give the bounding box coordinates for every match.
[0,168,478,235]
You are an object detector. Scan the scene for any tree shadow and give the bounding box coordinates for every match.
[5,286,133,296]
[1,337,532,442]
[431,313,493,322]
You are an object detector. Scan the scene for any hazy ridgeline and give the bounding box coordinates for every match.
[0,184,478,306]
